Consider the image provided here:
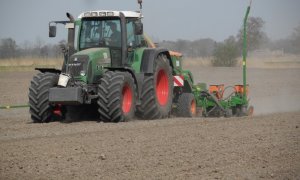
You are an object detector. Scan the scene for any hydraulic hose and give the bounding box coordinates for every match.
[222,86,236,101]
[0,104,29,109]
[201,91,226,112]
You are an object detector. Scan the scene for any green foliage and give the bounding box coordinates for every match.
[291,24,300,54]
[212,36,239,67]
[0,38,18,58]
[237,17,268,52]
[0,37,64,59]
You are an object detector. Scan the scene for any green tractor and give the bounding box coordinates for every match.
[28,0,253,123]
[28,1,197,123]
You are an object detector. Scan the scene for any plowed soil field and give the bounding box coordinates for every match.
[0,67,299,179]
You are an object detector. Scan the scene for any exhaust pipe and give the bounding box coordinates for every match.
[66,12,75,58]
[66,12,75,23]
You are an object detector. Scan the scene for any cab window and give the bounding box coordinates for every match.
[126,19,142,47]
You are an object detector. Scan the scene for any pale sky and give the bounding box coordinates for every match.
[0,0,299,44]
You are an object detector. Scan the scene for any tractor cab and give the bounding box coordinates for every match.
[49,10,144,84]
[78,11,143,50]
[76,11,144,68]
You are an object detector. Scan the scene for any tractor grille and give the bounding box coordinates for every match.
[67,55,89,77]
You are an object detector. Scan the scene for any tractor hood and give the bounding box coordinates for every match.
[67,48,111,83]
[72,48,111,64]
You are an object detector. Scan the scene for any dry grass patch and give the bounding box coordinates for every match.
[182,57,212,69]
[0,57,63,71]
[238,55,300,69]
[182,55,300,69]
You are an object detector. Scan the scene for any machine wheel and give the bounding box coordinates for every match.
[234,105,247,117]
[224,109,233,118]
[176,93,197,117]
[137,54,173,119]
[98,71,136,122]
[28,73,59,123]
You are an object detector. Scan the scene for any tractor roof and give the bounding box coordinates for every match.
[78,10,142,19]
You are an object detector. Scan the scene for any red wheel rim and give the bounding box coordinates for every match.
[122,84,133,114]
[156,69,169,106]
[191,99,196,115]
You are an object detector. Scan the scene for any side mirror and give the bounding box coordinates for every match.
[134,21,143,35]
[49,24,57,37]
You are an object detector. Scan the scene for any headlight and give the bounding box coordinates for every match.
[99,12,106,16]
[91,12,98,17]
[80,70,86,76]
[107,12,114,16]
[84,12,91,17]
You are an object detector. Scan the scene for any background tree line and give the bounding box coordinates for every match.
[159,17,300,66]
[0,38,65,59]
[1,17,300,67]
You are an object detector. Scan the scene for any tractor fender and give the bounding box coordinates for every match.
[140,48,174,74]
[35,68,61,74]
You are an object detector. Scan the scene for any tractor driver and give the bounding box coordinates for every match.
[108,22,121,47]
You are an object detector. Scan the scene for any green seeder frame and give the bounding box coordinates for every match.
[189,2,253,117]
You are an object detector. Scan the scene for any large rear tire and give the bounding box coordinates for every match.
[177,93,197,117]
[28,73,59,123]
[98,71,136,122]
[137,55,173,119]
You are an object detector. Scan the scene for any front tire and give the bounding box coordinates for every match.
[28,73,59,123]
[98,71,136,122]
[137,55,173,120]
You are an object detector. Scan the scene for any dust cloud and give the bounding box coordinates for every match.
[252,89,300,115]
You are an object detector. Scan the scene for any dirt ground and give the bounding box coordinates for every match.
[0,67,300,179]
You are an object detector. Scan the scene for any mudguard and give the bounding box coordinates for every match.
[35,68,61,74]
[140,48,173,73]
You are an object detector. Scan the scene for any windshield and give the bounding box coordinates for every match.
[79,18,121,50]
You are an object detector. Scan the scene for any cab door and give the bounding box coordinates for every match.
[126,19,142,64]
